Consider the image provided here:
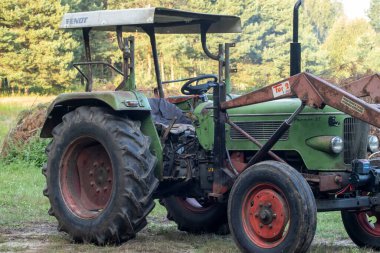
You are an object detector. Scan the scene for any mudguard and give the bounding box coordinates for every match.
[40,91,163,179]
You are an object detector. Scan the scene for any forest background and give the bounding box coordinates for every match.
[0,0,379,95]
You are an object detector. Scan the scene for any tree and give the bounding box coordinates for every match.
[303,0,342,42]
[368,0,380,32]
[0,0,78,93]
[322,18,378,82]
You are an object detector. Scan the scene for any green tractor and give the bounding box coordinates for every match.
[41,3,380,253]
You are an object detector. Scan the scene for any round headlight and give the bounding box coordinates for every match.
[368,135,379,153]
[330,136,343,154]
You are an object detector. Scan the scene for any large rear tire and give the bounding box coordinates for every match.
[228,161,317,253]
[42,106,159,244]
[341,208,380,250]
[161,196,229,234]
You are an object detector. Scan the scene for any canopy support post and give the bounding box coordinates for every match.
[201,24,220,61]
[83,28,92,92]
[143,26,164,98]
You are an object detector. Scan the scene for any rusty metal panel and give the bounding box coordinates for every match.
[222,72,380,128]
[304,73,380,128]
[342,73,380,102]
[221,76,296,110]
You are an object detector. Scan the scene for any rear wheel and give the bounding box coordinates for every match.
[228,161,317,253]
[42,106,159,244]
[161,196,229,234]
[341,208,380,250]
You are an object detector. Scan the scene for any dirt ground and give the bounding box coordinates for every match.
[0,217,374,253]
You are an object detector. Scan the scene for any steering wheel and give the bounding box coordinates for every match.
[181,74,218,95]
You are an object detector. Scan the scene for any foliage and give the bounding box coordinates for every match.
[322,18,379,82]
[369,0,380,32]
[0,0,78,93]
[2,135,49,167]
[0,0,378,94]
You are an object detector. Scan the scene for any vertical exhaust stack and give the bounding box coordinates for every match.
[290,0,303,76]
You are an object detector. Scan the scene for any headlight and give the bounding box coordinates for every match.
[330,136,343,154]
[368,135,379,153]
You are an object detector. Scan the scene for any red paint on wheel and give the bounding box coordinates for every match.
[357,210,380,237]
[60,137,113,219]
[242,183,290,249]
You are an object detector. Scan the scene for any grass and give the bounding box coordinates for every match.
[0,95,376,252]
[0,161,53,227]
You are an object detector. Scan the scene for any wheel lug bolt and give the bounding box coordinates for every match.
[267,203,272,208]
[106,167,111,172]
[250,200,254,207]
[90,181,95,187]
[108,178,112,183]
[259,223,263,228]
[96,188,100,193]
[272,213,277,219]
[255,213,259,218]
[89,170,93,176]
[93,162,98,168]
[103,187,108,192]
[269,224,272,229]
[259,203,263,207]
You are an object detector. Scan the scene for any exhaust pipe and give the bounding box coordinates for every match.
[290,0,303,76]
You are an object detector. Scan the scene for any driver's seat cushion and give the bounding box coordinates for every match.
[148,98,191,126]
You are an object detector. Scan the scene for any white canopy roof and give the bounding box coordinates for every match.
[60,7,241,34]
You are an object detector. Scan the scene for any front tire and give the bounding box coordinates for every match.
[228,161,317,253]
[42,106,159,244]
[341,209,380,250]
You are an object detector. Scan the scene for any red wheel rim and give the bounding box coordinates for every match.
[357,210,380,237]
[242,183,290,249]
[176,197,214,213]
[60,137,113,219]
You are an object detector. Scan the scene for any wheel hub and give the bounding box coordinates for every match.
[91,161,111,188]
[60,138,113,219]
[258,207,274,225]
[243,185,289,247]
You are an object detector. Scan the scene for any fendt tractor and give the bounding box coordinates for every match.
[41,2,380,252]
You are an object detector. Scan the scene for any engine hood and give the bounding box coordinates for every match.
[226,98,343,115]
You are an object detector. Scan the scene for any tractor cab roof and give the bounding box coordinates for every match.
[60,7,241,34]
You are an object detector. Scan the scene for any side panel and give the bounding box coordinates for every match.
[40,91,163,179]
[195,99,351,171]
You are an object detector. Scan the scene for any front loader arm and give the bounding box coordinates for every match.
[221,72,380,128]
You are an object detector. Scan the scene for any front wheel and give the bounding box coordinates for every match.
[341,208,380,250]
[228,161,317,253]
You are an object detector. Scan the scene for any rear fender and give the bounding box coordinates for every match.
[40,91,163,179]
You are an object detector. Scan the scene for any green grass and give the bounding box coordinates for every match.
[0,161,53,227]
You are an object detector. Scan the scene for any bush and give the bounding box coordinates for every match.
[1,135,49,167]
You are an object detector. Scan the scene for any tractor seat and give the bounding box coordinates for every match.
[148,98,192,126]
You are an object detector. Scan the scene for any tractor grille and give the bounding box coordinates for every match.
[230,121,289,141]
[343,118,369,164]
